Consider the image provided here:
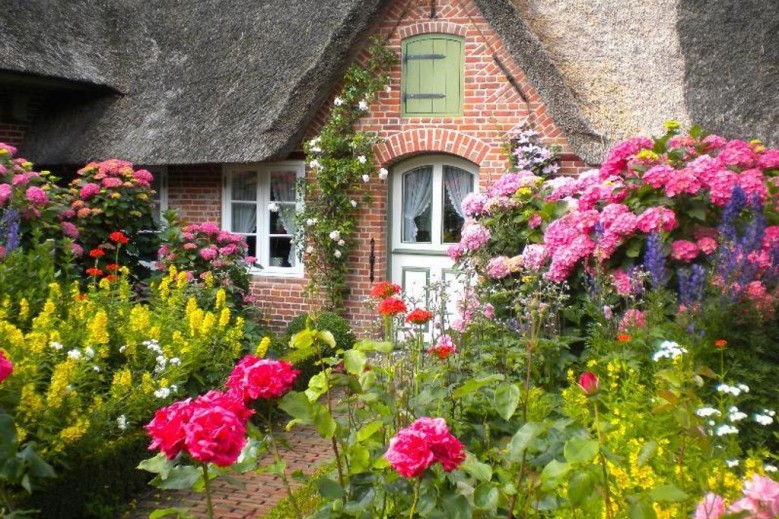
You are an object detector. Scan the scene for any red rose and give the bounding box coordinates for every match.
[225,355,299,401]
[377,297,407,316]
[578,371,599,396]
[405,308,434,325]
[384,429,435,478]
[429,431,466,472]
[0,350,13,383]
[196,390,254,423]
[146,399,194,459]
[109,231,129,244]
[370,281,401,299]
[183,405,247,467]
[89,248,105,258]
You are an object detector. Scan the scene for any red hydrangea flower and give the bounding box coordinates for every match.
[89,248,105,258]
[0,350,13,383]
[225,355,299,401]
[370,281,401,299]
[578,371,599,395]
[405,308,433,325]
[385,417,465,478]
[109,231,129,244]
[377,297,407,316]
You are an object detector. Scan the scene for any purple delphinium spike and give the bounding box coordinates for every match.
[677,264,706,306]
[642,233,667,289]
[1,209,20,252]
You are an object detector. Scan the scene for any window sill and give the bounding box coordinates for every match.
[248,268,305,280]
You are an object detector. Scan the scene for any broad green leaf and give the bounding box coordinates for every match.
[540,459,570,489]
[442,494,472,519]
[473,484,498,511]
[494,383,520,421]
[18,445,55,479]
[461,453,492,482]
[567,470,595,506]
[290,329,314,350]
[317,330,336,348]
[452,375,503,399]
[156,465,202,490]
[138,453,173,478]
[637,441,658,467]
[149,508,197,519]
[316,477,345,499]
[0,414,18,460]
[563,437,599,465]
[347,444,370,474]
[278,391,313,421]
[356,420,384,442]
[688,207,707,221]
[353,339,393,353]
[343,349,367,375]
[507,422,542,462]
[648,484,688,503]
[312,405,337,439]
[305,371,329,402]
[628,499,658,519]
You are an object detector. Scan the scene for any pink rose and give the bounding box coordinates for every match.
[183,405,247,467]
[146,399,195,459]
[0,350,13,383]
[670,240,700,262]
[578,371,599,395]
[385,429,435,478]
[226,355,299,401]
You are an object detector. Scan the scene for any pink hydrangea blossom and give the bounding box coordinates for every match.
[757,148,779,169]
[521,244,547,270]
[485,256,510,279]
[132,169,154,185]
[611,269,633,296]
[25,186,48,206]
[738,168,768,203]
[101,177,123,188]
[618,309,646,331]
[636,207,678,233]
[599,137,653,179]
[198,247,218,261]
[642,164,675,189]
[489,171,538,196]
[460,224,491,252]
[80,183,101,200]
[0,184,11,205]
[461,192,488,217]
[528,214,543,228]
[483,303,495,320]
[670,240,699,262]
[701,134,727,151]
[717,139,756,169]
[664,167,702,197]
[697,237,718,255]
[60,222,79,239]
[447,243,465,261]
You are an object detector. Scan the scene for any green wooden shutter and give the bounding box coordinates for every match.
[402,35,464,117]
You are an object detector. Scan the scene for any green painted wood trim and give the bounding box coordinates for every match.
[401,34,464,117]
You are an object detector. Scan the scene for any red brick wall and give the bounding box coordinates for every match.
[164,0,592,335]
[0,123,27,148]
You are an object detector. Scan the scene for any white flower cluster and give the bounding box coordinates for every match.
[154,387,170,399]
[117,415,127,431]
[357,155,367,164]
[334,97,344,106]
[716,383,750,397]
[727,406,748,422]
[350,200,357,208]
[309,136,322,154]
[358,99,369,111]
[329,230,341,241]
[651,340,688,362]
[143,339,162,354]
[378,168,388,180]
[715,424,739,436]
[67,349,81,361]
[268,202,279,213]
[309,159,322,170]
[306,218,318,227]
[766,464,778,473]
[49,341,63,351]
[726,459,740,468]
[696,407,721,418]
[754,409,776,426]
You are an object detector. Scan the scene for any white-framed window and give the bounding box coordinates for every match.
[222,162,304,276]
[149,166,168,226]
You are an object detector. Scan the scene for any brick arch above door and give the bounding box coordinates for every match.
[375,129,490,167]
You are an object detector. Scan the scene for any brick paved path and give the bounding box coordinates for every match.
[123,425,332,519]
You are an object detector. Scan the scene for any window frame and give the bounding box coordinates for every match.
[148,166,168,227]
[401,33,465,118]
[222,162,305,277]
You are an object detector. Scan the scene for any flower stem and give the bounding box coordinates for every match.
[201,463,214,519]
[408,478,421,519]
[265,411,302,519]
[593,404,613,519]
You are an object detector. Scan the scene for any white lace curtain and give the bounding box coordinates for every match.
[443,166,472,220]
[403,167,433,242]
[232,204,257,234]
[271,173,297,266]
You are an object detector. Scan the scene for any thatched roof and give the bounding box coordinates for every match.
[5,0,778,165]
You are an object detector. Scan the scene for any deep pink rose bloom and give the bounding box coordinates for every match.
[25,186,48,206]
[578,371,599,395]
[671,240,700,262]
[183,405,247,467]
[408,417,466,472]
[385,428,435,478]
[226,355,299,401]
[80,183,101,200]
[0,351,13,383]
[195,390,254,423]
[146,399,194,459]
[694,493,726,519]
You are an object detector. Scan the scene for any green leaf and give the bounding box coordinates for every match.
[343,349,367,376]
[317,330,336,348]
[138,453,173,479]
[316,477,345,500]
[540,460,570,489]
[347,444,370,475]
[494,383,520,421]
[507,422,542,462]
[149,508,197,519]
[637,441,658,467]
[0,413,18,460]
[278,391,313,422]
[473,484,498,511]
[356,420,384,442]
[156,465,202,490]
[353,339,393,353]
[688,207,707,221]
[567,470,595,506]
[305,371,329,403]
[629,499,658,519]
[17,445,55,479]
[312,405,337,439]
[442,494,472,519]
[563,437,599,465]
[452,375,504,399]
[290,329,314,350]
[648,484,688,503]
[461,453,492,482]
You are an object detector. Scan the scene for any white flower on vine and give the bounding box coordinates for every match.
[268,202,279,213]
[334,249,342,259]
[117,415,127,431]
[310,145,322,154]
[306,218,318,227]
[362,174,370,183]
[309,159,322,170]
[306,245,314,254]
[67,349,82,361]
[329,230,341,241]
[378,168,389,180]
[50,341,63,351]
[84,346,95,360]
[385,85,392,94]
[357,155,367,164]
[350,200,357,208]
[154,387,171,399]
[358,100,369,111]
[338,239,345,246]
[334,97,344,106]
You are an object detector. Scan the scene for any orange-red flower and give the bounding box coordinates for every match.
[109,231,129,244]
[714,339,727,348]
[105,274,119,282]
[89,248,105,258]
[370,281,401,299]
[406,308,433,325]
[106,263,120,271]
[86,267,103,277]
[617,334,631,343]
[377,296,407,316]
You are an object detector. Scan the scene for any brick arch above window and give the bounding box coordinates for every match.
[397,21,468,39]
[376,129,490,167]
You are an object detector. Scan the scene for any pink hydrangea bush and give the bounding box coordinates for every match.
[694,474,779,519]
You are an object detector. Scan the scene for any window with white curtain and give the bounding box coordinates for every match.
[222,162,304,275]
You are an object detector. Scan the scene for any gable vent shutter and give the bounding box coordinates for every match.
[402,35,463,116]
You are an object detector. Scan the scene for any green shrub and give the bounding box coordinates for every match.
[285,311,356,352]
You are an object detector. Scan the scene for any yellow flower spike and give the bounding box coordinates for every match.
[129,306,151,334]
[60,418,90,445]
[159,378,169,388]
[218,308,231,329]
[215,288,226,309]
[19,298,29,323]
[141,373,154,394]
[87,310,110,345]
[24,331,47,355]
[111,369,132,395]
[199,312,216,336]
[255,337,271,358]
[47,359,78,409]
[176,272,188,289]
[203,272,214,289]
